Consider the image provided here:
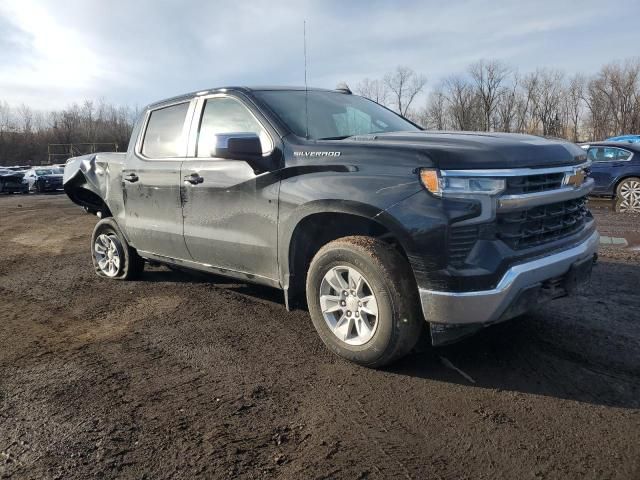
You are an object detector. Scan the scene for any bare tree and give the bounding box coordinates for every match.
[0,101,13,134]
[594,59,640,135]
[583,76,614,140]
[421,87,448,130]
[17,104,34,134]
[384,66,427,117]
[0,99,135,166]
[469,60,511,131]
[515,71,540,133]
[355,78,389,105]
[566,74,585,141]
[531,69,566,136]
[496,73,520,132]
[443,75,477,130]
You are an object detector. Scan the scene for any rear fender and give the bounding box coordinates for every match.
[63,153,125,219]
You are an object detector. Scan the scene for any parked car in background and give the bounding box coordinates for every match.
[0,169,29,194]
[583,142,640,210]
[23,167,64,193]
[605,134,640,144]
[5,165,31,171]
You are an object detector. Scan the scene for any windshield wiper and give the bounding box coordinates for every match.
[317,135,353,140]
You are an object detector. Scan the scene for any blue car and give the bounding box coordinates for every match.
[583,142,640,211]
[605,134,640,143]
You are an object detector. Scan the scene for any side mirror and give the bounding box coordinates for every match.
[213,133,263,161]
[212,132,275,174]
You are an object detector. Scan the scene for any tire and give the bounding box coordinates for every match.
[616,177,640,210]
[90,218,144,280]
[306,236,423,368]
[35,181,44,193]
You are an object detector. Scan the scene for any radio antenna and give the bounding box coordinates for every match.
[304,20,309,139]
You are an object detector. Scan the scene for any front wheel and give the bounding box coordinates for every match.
[91,218,144,280]
[306,236,423,368]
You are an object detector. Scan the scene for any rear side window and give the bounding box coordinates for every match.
[588,146,633,162]
[142,102,190,158]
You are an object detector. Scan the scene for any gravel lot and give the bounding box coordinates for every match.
[1,194,639,479]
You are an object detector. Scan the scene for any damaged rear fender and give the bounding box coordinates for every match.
[63,153,126,218]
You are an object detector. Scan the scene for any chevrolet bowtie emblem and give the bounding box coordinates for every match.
[565,169,586,188]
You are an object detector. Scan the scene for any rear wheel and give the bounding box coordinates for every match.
[91,218,144,280]
[616,177,640,212]
[306,236,423,368]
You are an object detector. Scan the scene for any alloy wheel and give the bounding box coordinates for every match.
[94,233,122,277]
[319,265,379,346]
[619,180,640,213]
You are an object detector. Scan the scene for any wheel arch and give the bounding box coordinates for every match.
[64,170,112,217]
[280,200,416,308]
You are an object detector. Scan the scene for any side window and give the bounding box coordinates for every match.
[612,148,632,161]
[589,147,633,162]
[587,147,602,162]
[196,97,272,158]
[141,102,190,158]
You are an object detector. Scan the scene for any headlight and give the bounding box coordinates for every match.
[420,169,505,197]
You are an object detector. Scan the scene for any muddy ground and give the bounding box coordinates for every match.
[0,195,639,479]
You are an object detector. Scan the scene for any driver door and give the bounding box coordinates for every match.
[180,94,280,282]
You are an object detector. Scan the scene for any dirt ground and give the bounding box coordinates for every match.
[1,194,639,480]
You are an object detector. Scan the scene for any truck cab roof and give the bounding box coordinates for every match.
[147,86,345,110]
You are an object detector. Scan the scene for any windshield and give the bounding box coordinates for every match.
[36,169,53,175]
[255,90,420,140]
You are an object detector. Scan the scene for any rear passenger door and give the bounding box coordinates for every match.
[588,146,633,193]
[123,100,195,260]
[180,94,280,282]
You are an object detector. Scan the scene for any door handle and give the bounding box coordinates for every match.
[184,173,204,185]
[124,173,139,183]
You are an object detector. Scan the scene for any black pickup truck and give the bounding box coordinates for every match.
[63,86,598,367]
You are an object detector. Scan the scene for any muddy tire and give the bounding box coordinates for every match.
[91,218,144,280]
[306,236,423,368]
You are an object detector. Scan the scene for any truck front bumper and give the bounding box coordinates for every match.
[419,230,599,329]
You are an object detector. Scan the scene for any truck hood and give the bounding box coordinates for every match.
[346,131,587,169]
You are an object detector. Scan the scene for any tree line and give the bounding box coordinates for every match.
[355,58,640,142]
[0,100,136,166]
[1,57,639,166]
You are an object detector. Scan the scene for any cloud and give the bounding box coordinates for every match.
[0,0,638,109]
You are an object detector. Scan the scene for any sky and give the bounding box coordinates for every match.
[1,0,639,110]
